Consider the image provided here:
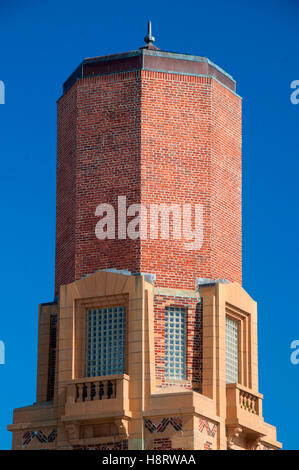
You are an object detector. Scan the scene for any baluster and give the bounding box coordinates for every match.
[246,393,250,411]
[244,393,248,410]
[104,380,108,399]
[248,394,253,412]
[77,383,84,402]
[68,383,77,404]
[86,382,92,401]
[240,391,244,409]
[83,383,87,402]
[246,393,250,410]
[95,381,100,401]
[107,380,113,399]
[90,382,95,400]
[99,381,105,400]
[253,396,257,413]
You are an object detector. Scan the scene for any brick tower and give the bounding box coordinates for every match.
[8,24,280,450]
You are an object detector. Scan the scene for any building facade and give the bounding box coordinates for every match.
[8,31,281,450]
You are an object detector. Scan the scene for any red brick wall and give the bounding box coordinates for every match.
[55,84,77,291]
[140,71,242,289]
[55,72,142,295]
[55,69,242,295]
[153,438,172,450]
[73,440,128,450]
[210,79,242,283]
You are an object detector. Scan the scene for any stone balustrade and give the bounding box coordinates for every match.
[75,378,116,403]
[226,382,263,432]
[64,374,131,421]
[239,388,259,414]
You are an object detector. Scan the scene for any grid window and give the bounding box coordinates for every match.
[165,306,186,380]
[226,317,239,384]
[86,306,126,377]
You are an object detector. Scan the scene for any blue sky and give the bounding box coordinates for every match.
[0,0,298,450]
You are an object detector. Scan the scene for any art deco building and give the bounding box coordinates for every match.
[8,25,281,450]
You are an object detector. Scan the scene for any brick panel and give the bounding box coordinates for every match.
[154,294,202,389]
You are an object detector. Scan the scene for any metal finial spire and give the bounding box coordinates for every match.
[140,20,160,50]
[144,20,155,45]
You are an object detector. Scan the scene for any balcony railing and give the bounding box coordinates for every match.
[64,374,130,421]
[239,388,259,414]
[75,378,116,402]
[226,383,264,431]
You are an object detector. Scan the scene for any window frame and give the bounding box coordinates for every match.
[225,303,252,388]
[85,305,126,378]
[74,294,129,379]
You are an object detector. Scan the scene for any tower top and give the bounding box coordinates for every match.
[62,24,237,95]
[140,20,160,50]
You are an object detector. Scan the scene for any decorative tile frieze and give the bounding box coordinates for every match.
[22,429,57,447]
[144,417,182,433]
[198,419,217,437]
